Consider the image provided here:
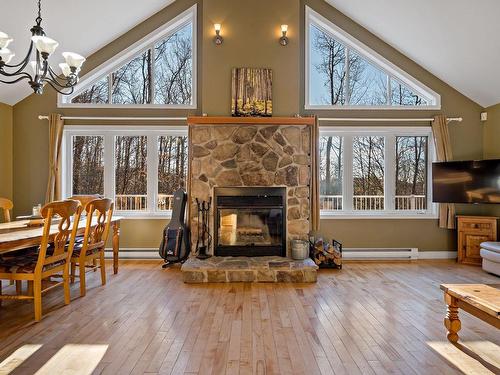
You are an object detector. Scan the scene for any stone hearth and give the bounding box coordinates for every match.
[181,256,318,283]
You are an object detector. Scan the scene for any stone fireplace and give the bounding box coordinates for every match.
[188,116,315,258]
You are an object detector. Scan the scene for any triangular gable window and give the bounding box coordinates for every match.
[61,6,196,108]
[306,7,440,109]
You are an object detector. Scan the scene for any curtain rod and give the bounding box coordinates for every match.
[318,117,462,123]
[38,115,187,121]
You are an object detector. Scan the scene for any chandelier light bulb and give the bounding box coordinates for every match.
[0,32,13,49]
[62,52,86,69]
[59,62,71,77]
[0,48,15,64]
[31,35,59,55]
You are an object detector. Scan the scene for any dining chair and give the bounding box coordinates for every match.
[70,198,113,297]
[0,197,13,223]
[70,195,103,209]
[0,199,82,321]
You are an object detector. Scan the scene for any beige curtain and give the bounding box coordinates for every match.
[310,116,320,233]
[45,114,64,203]
[431,114,455,229]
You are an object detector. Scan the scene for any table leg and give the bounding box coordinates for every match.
[112,221,120,274]
[444,293,461,343]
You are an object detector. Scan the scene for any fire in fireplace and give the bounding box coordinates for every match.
[214,187,286,257]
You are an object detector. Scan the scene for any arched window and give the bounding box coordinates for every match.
[59,5,196,108]
[305,7,440,109]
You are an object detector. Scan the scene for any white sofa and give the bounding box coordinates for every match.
[480,242,500,277]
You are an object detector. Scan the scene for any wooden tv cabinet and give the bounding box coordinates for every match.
[457,216,498,265]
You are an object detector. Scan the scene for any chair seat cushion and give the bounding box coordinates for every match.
[480,242,500,253]
[0,255,66,274]
[71,243,101,258]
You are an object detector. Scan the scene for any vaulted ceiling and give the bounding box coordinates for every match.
[2,0,499,107]
[325,0,500,108]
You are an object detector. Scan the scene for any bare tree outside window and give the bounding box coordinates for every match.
[72,136,104,195]
[154,23,193,105]
[396,136,428,210]
[115,136,147,210]
[353,136,385,210]
[71,76,109,104]
[310,23,428,107]
[158,136,188,210]
[319,136,343,210]
[112,50,152,104]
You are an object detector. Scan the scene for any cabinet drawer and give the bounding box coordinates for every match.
[458,221,493,231]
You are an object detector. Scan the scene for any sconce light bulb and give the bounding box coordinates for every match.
[214,23,221,32]
[281,24,288,34]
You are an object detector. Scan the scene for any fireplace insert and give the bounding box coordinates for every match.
[214,187,286,257]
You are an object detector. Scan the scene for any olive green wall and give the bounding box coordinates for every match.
[12,0,485,251]
[484,103,500,159]
[0,102,13,208]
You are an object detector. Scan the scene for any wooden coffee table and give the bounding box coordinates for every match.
[440,284,500,343]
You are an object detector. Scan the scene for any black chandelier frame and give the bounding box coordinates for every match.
[0,0,80,95]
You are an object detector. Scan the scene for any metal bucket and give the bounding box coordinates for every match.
[291,240,309,260]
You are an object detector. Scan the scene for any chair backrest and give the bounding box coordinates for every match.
[37,200,82,271]
[70,195,103,210]
[0,197,13,223]
[80,198,114,256]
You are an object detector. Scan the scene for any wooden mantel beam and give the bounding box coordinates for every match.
[187,116,316,126]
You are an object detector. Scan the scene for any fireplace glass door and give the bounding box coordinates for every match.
[218,208,283,248]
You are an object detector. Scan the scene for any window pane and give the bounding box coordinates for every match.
[115,136,147,210]
[71,76,109,104]
[154,23,193,105]
[319,136,343,210]
[353,136,385,210]
[309,24,347,105]
[112,50,152,104]
[158,135,188,210]
[390,78,428,106]
[348,51,388,105]
[72,136,104,195]
[396,136,428,210]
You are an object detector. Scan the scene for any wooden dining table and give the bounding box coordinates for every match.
[0,216,122,274]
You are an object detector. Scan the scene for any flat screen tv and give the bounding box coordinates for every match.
[432,159,500,204]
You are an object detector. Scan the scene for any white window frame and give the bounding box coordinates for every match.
[305,6,441,110]
[58,5,197,109]
[320,126,437,219]
[62,125,188,219]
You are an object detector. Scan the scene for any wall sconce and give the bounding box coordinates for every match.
[279,24,289,46]
[214,24,223,45]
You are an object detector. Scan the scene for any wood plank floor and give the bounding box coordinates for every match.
[0,260,499,375]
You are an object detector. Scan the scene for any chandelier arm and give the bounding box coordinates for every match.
[47,65,68,85]
[0,74,32,85]
[44,79,75,95]
[3,42,35,70]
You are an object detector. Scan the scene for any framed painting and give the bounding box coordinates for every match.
[231,68,272,117]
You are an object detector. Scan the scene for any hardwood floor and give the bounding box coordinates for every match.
[0,260,499,375]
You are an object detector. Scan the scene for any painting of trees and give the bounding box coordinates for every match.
[310,24,427,107]
[72,136,104,195]
[231,68,272,117]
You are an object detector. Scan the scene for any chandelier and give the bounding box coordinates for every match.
[0,0,85,95]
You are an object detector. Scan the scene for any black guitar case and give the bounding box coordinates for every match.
[159,189,190,267]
